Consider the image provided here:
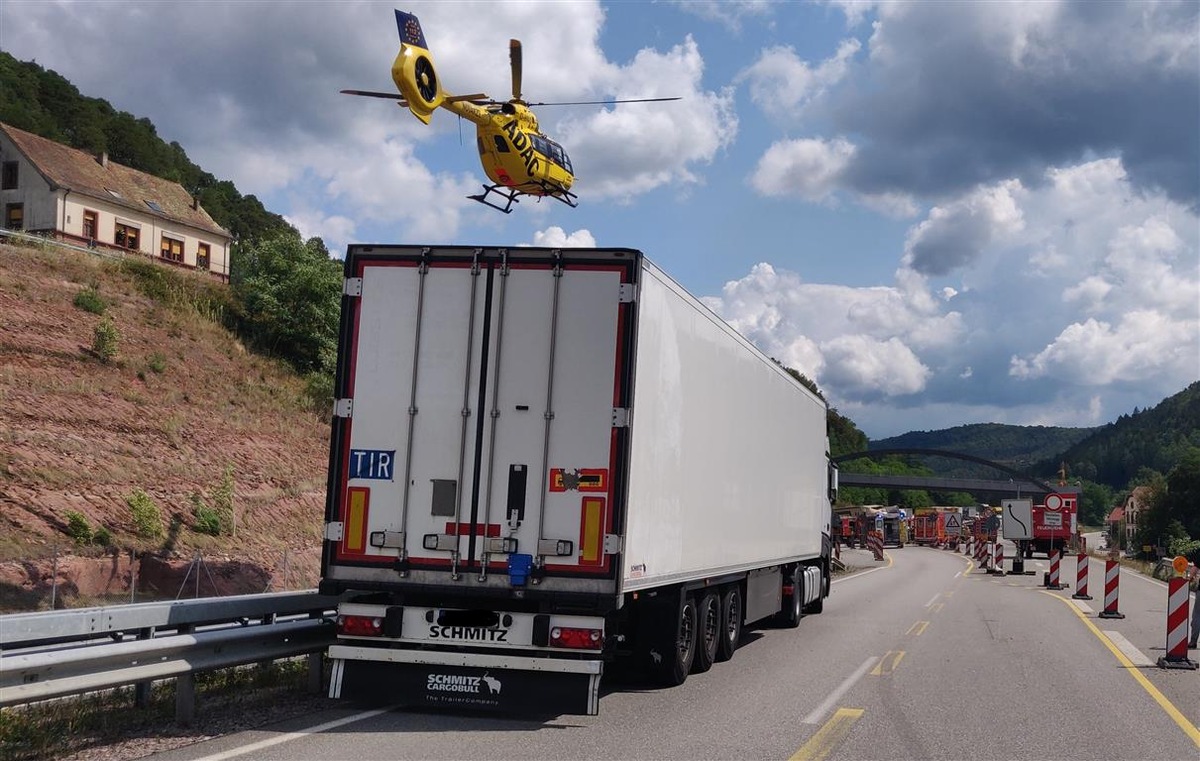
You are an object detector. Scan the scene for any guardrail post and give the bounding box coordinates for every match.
[134,627,154,708]
[175,624,196,725]
[308,652,324,694]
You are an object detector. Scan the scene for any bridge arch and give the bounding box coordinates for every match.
[832,448,1057,495]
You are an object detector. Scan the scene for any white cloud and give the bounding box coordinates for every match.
[902,180,1024,276]
[531,227,597,248]
[750,137,856,201]
[671,0,775,28]
[556,37,737,200]
[739,39,861,121]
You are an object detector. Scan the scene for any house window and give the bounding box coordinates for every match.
[82,210,98,240]
[197,242,210,270]
[5,203,23,230]
[115,222,140,250]
[1,162,17,190]
[160,235,184,263]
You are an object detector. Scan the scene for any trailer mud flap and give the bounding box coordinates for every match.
[331,647,602,715]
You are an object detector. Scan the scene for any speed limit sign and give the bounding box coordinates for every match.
[1045,494,1064,511]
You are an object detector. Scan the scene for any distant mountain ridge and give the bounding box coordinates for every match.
[870,423,1095,471]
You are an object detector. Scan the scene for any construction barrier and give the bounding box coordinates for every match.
[1072,553,1092,600]
[989,542,1004,575]
[867,531,884,562]
[966,536,974,557]
[1045,550,1063,590]
[1098,560,1124,619]
[1157,577,1198,669]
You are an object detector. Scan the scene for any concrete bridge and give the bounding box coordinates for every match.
[832,448,1077,500]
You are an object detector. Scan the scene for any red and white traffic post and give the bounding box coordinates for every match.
[1158,557,1198,669]
[1098,559,1124,619]
[1045,549,1063,590]
[989,541,1004,575]
[1071,553,1092,600]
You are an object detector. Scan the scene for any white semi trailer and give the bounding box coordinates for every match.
[320,245,836,715]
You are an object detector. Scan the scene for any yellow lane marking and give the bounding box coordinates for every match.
[942,590,954,597]
[907,621,930,636]
[789,707,865,761]
[929,602,944,614]
[870,650,905,675]
[1040,591,1200,750]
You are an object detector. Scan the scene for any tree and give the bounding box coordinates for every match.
[233,232,341,374]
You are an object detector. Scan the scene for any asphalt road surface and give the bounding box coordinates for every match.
[149,545,1200,760]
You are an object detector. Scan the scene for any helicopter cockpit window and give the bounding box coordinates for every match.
[493,135,511,153]
[532,135,570,171]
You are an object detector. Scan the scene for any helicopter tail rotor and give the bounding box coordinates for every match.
[510,39,523,103]
[390,10,444,124]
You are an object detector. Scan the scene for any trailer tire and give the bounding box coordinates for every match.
[646,591,697,687]
[776,567,802,628]
[692,592,720,673]
[715,585,742,662]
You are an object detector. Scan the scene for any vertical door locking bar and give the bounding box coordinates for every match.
[479,250,510,581]
[397,258,430,566]
[534,252,564,575]
[449,250,482,580]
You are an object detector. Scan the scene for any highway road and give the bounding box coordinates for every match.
[149,545,1200,760]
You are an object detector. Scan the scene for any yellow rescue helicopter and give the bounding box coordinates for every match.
[342,10,679,213]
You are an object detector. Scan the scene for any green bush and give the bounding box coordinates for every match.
[92,316,119,362]
[126,489,163,539]
[212,466,236,535]
[92,525,113,547]
[65,510,92,544]
[73,286,107,315]
[190,493,221,536]
[147,352,167,374]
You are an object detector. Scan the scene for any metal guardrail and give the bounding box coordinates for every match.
[0,591,341,721]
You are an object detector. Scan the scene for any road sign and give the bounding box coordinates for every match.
[1002,498,1032,540]
[1045,494,1064,511]
[944,513,961,533]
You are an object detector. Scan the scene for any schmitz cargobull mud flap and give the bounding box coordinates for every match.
[329,645,602,715]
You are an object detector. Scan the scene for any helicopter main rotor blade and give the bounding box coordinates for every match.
[526,96,683,106]
[340,89,489,104]
[510,39,523,102]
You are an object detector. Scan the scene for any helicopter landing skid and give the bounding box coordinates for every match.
[468,183,579,214]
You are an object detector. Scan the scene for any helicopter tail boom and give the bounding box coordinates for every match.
[390,10,443,124]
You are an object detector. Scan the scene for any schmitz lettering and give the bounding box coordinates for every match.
[426,672,503,695]
[428,625,509,642]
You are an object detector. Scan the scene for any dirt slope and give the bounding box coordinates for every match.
[0,240,330,606]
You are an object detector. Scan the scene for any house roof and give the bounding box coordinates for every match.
[0,122,230,240]
[1106,506,1124,523]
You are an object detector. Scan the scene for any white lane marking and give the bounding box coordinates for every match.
[191,706,394,761]
[954,571,963,578]
[924,594,940,608]
[1071,599,1094,614]
[1103,630,1154,668]
[832,565,891,584]
[803,656,878,725]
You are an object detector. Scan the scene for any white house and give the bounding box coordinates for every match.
[0,122,233,280]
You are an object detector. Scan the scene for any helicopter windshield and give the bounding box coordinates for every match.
[532,134,572,174]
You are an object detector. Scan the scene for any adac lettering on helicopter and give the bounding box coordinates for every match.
[501,120,541,175]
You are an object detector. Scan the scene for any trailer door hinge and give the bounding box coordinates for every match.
[611,408,630,428]
[618,283,636,303]
[603,534,623,555]
[343,277,363,297]
[333,399,353,418]
[325,522,344,541]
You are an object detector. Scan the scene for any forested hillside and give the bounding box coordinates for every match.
[872,423,1093,468]
[0,53,293,245]
[1033,382,1200,489]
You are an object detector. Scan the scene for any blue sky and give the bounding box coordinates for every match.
[2,1,1197,439]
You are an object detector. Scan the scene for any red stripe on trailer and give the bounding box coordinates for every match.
[1157,577,1199,669]
[1072,553,1092,600]
[1098,560,1124,619]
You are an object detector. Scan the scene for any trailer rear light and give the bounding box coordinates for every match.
[337,614,383,637]
[549,626,602,650]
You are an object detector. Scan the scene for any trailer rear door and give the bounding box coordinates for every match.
[326,247,635,585]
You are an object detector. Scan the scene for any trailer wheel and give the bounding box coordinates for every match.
[776,566,802,628]
[715,585,742,662]
[645,591,697,686]
[692,592,720,673]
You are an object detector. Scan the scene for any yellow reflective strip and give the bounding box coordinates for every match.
[581,497,603,564]
[346,489,366,552]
